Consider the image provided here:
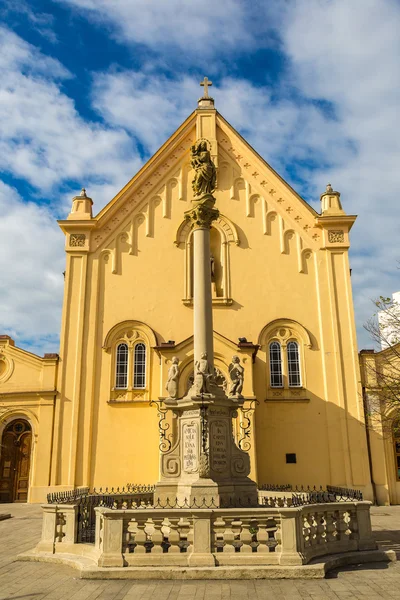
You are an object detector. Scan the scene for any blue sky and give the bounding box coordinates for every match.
[0,0,399,355]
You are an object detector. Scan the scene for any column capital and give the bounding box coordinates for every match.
[185,195,219,230]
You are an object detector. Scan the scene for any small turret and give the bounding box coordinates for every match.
[68,188,93,220]
[320,183,345,216]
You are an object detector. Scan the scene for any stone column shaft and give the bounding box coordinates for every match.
[193,227,214,368]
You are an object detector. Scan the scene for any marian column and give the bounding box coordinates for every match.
[183,140,223,399]
[155,80,258,508]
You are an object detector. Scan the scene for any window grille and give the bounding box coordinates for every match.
[393,420,400,481]
[133,343,146,389]
[287,341,301,387]
[269,342,283,387]
[115,343,128,389]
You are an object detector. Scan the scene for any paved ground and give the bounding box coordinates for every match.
[1,504,400,599]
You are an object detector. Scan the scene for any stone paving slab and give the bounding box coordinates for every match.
[0,503,400,599]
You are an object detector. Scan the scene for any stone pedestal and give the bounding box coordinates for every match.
[154,395,258,507]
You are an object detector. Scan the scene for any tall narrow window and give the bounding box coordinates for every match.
[115,343,128,389]
[287,341,301,387]
[133,343,146,389]
[393,420,400,481]
[269,342,283,387]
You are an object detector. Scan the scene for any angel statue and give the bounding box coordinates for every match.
[165,356,180,398]
[191,140,217,197]
[228,355,244,398]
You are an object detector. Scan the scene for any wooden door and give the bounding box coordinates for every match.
[0,420,32,503]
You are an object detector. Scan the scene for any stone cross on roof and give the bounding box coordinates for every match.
[200,77,212,98]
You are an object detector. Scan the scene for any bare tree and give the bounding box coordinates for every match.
[362,295,400,437]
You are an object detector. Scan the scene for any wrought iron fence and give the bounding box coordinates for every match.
[47,484,156,544]
[46,483,155,504]
[259,484,363,501]
[260,485,363,507]
[259,483,292,492]
[326,485,363,501]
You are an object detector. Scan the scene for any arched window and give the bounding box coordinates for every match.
[133,343,146,389]
[269,342,283,387]
[287,341,301,387]
[393,420,400,481]
[115,343,128,389]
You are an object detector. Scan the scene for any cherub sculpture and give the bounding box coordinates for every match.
[191,140,217,197]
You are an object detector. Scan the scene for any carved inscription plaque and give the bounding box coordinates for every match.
[183,422,198,473]
[211,420,228,472]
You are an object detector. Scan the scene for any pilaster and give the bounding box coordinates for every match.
[54,195,97,488]
[196,105,217,166]
[314,190,371,492]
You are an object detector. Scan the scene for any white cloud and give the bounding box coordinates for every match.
[0,26,140,200]
[0,27,143,352]
[53,0,265,58]
[92,70,350,180]
[277,0,400,346]
[0,181,64,355]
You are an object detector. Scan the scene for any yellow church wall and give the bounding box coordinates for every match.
[0,336,58,502]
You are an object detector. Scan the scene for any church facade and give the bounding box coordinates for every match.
[0,90,375,503]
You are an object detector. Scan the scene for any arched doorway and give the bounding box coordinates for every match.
[0,419,32,502]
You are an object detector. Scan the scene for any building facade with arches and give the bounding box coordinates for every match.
[0,101,376,503]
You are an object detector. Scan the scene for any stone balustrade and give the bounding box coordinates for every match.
[36,504,78,554]
[36,501,377,568]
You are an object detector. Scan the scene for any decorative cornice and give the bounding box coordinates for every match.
[0,390,56,400]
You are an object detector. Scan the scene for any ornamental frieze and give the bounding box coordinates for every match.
[69,233,86,247]
[328,230,345,243]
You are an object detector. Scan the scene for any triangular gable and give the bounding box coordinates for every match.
[77,107,322,259]
[91,112,196,250]
[215,113,321,247]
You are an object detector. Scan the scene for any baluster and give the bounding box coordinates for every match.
[231,518,243,552]
[133,518,147,554]
[335,509,349,543]
[349,507,359,542]
[239,516,252,554]
[125,519,137,553]
[302,514,311,549]
[212,516,226,553]
[248,517,259,553]
[325,510,336,545]
[309,512,317,547]
[177,516,192,553]
[148,517,163,554]
[265,517,279,552]
[55,511,66,543]
[255,517,269,553]
[222,517,235,554]
[166,517,180,554]
[344,510,352,538]
[316,511,326,545]
[273,518,282,553]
